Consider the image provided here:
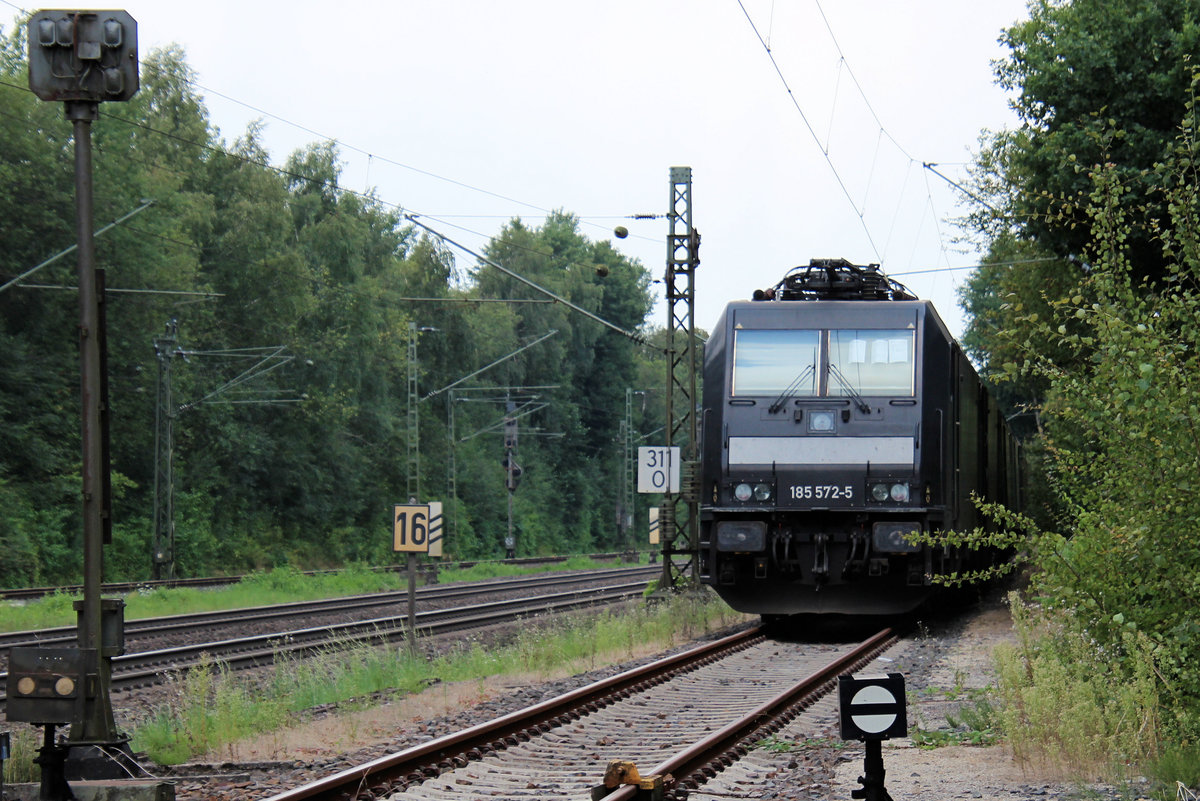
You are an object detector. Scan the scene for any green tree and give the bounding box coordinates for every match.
[993,0,1200,276]
[981,82,1200,768]
[0,35,658,584]
[959,0,1200,439]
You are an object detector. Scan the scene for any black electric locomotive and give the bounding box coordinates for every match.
[698,259,1020,616]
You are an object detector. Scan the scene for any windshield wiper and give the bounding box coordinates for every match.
[768,364,815,414]
[827,363,871,414]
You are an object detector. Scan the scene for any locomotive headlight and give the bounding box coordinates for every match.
[734,483,753,502]
[872,522,922,553]
[870,483,890,502]
[809,411,836,432]
[890,483,910,503]
[716,520,767,551]
[753,483,772,501]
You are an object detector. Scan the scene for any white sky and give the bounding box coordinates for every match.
[12,0,1031,339]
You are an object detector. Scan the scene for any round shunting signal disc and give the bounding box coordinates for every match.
[850,685,898,734]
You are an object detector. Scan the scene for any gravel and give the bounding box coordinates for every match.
[113,588,1156,799]
[762,590,1143,801]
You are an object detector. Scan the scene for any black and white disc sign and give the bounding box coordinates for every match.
[637,446,679,493]
[837,672,907,740]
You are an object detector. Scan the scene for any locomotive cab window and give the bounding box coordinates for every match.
[731,327,916,398]
[731,329,819,396]
[829,329,915,396]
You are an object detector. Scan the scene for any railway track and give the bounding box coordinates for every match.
[1,568,657,708]
[259,627,898,801]
[0,566,657,658]
[0,553,632,602]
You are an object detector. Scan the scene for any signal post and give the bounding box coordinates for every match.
[9,11,141,790]
[394,502,443,656]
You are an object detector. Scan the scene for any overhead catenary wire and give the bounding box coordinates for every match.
[2,74,1001,297]
[734,0,1014,275]
[890,257,1059,277]
[3,85,571,275]
[190,81,555,220]
[87,100,649,302]
[3,57,654,258]
[812,0,916,162]
[6,14,1016,324]
[404,214,655,351]
[185,77,659,246]
[735,0,882,261]
[3,82,662,350]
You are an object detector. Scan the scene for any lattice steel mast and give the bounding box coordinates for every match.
[660,167,701,589]
[407,322,420,502]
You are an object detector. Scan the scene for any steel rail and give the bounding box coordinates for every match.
[262,627,897,801]
[607,627,898,800]
[0,552,631,601]
[0,582,650,708]
[0,566,657,652]
[262,627,766,801]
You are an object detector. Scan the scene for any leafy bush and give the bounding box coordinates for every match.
[977,77,1200,783]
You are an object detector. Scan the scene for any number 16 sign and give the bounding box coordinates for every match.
[393,504,430,553]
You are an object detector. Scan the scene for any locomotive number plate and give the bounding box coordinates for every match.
[789,484,854,501]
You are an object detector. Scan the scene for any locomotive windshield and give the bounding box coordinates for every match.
[731,329,819,396]
[731,328,915,397]
[828,329,915,396]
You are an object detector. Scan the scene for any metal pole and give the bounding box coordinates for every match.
[504,395,517,559]
[406,551,417,658]
[67,99,118,743]
[447,390,458,545]
[152,320,178,581]
[621,389,633,548]
[507,489,514,559]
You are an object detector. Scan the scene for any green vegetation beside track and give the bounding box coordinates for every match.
[1,589,744,775]
[0,557,638,633]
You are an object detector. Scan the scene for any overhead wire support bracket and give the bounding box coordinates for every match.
[922,162,1004,216]
[423,329,559,401]
[0,199,155,294]
[403,213,657,352]
[177,345,294,412]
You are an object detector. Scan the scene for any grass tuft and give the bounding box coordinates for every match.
[130,592,744,765]
[994,596,1162,783]
[0,558,636,634]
